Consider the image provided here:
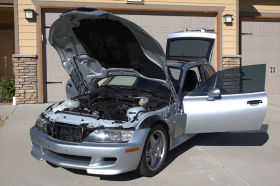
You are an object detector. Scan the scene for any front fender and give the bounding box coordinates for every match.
[137,115,173,150]
[137,115,163,129]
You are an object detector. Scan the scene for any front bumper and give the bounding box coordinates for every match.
[30,127,149,175]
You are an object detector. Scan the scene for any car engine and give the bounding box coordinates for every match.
[51,90,169,122]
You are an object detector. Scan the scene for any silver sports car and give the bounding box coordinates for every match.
[30,8,267,177]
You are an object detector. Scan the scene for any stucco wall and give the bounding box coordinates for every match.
[17,0,238,56]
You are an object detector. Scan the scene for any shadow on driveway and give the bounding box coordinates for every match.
[58,124,269,181]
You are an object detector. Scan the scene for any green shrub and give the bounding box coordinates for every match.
[0,78,15,102]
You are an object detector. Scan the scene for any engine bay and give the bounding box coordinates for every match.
[52,87,170,122]
[73,95,144,121]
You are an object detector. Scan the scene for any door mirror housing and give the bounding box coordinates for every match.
[207,88,221,101]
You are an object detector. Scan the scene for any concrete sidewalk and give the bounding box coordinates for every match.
[0,95,279,186]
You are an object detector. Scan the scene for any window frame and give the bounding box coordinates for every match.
[178,65,205,99]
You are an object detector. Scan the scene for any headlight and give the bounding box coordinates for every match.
[35,115,49,133]
[86,129,134,143]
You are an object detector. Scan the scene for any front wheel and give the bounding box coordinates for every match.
[138,124,168,177]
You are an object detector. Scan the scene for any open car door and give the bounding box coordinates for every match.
[183,64,267,134]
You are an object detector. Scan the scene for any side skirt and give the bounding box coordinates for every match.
[170,133,196,150]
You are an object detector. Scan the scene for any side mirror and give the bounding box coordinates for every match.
[207,88,221,101]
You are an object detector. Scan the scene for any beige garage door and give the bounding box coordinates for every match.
[42,9,217,102]
[241,19,280,94]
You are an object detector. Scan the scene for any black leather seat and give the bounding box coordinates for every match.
[183,70,199,91]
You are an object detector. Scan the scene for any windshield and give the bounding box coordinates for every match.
[101,76,171,98]
[168,67,182,93]
[166,38,214,60]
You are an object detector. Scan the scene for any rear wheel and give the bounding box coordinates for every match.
[138,124,168,177]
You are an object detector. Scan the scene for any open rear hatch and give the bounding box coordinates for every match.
[166,30,216,62]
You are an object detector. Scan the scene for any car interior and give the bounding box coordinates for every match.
[181,67,202,97]
[182,70,199,92]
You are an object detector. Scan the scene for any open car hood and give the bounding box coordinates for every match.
[166,31,216,62]
[49,8,169,95]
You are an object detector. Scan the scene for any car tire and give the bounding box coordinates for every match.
[138,124,169,177]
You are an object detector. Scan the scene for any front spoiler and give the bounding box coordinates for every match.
[30,127,149,175]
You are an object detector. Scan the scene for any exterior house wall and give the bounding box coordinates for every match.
[15,0,239,103]
[240,0,280,14]
[239,0,280,94]
[17,0,238,55]
[13,54,37,104]
[17,0,36,54]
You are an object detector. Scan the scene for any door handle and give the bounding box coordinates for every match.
[241,33,253,35]
[247,100,262,105]
[45,81,62,84]
[270,66,276,73]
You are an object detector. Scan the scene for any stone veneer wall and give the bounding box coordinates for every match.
[13,54,38,104]
[222,55,242,94]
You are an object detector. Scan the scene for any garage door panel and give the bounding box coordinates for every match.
[44,11,62,27]
[255,35,269,48]
[242,19,280,94]
[192,17,214,30]
[242,21,256,33]
[118,12,216,51]
[276,24,280,33]
[143,16,167,28]
[265,64,280,94]
[256,50,270,60]
[242,35,254,48]
[43,10,217,102]
[50,65,68,79]
[171,16,192,27]
[269,22,279,33]
[276,37,280,48]
[257,23,270,33]
[44,16,69,102]
[269,35,277,48]
[242,49,256,60]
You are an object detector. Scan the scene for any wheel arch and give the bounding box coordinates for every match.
[138,115,170,150]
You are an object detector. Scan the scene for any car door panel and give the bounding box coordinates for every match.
[183,92,267,134]
[168,113,187,138]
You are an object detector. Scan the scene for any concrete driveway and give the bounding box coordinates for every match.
[0,95,280,186]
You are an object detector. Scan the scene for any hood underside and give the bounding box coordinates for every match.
[49,8,168,95]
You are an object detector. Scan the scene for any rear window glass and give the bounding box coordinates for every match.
[167,38,214,59]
